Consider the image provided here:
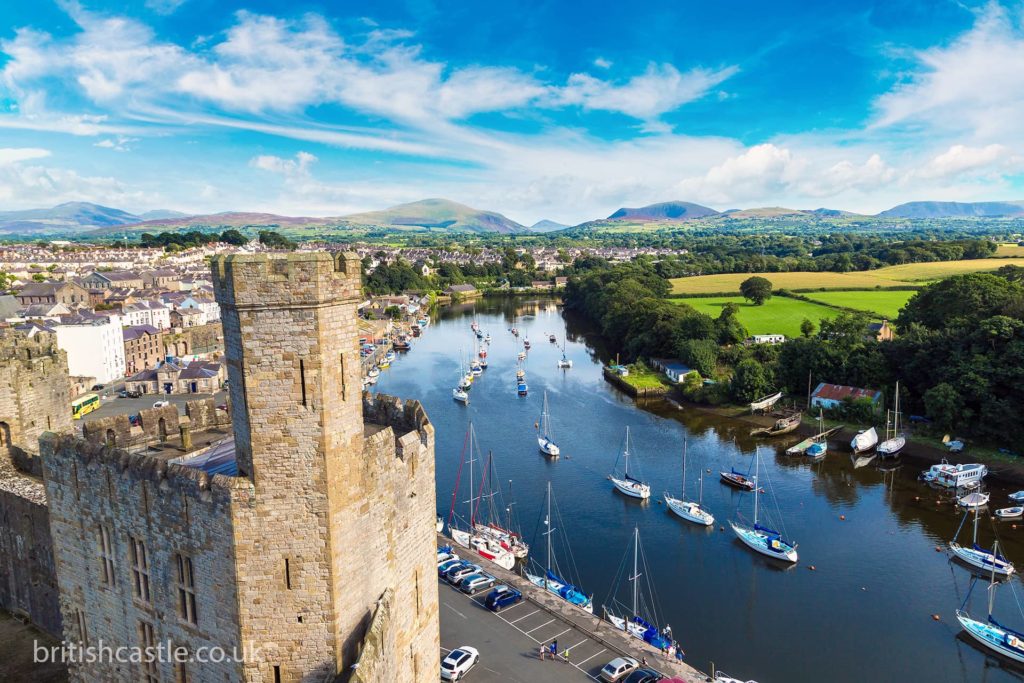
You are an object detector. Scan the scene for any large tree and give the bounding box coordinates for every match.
[740,276,773,305]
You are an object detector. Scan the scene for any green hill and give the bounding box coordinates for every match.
[342,199,527,234]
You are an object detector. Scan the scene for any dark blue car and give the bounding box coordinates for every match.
[484,585,522,612]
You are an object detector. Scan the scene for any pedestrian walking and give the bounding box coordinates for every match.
[675,642,685,661]
[551,639,558,658]
[562,648,570,665]
[539,644,546,661]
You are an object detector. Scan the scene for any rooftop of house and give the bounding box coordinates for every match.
[811,382,882,402]
[123,324,161,341]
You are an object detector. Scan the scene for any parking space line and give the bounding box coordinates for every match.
[566,638,590,653]
[524,618,555,634]
[510,609,539,624]
[545,627,573,642]
[574,647,605,666]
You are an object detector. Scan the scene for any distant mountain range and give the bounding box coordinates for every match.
[341,199,527,234]
[4,197,1024,238]
[529,219,569,233]
[878,201,1024,219]
[607,200,719,221]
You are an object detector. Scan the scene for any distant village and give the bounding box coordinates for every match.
[0,239,688,397]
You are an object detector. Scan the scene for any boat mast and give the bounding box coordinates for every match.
[468,426,476,537]
[545,482,553,582]
[631,526,640,617]
[698,460,704,505]
[681,438,688,498]
[989,541,999,618]
[624,427,631,478]
[753,447,760,526]
[972,505,979,545]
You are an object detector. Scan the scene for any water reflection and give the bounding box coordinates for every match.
[375,297,1024,683]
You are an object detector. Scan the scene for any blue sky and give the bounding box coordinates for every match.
[0,0,1022,224]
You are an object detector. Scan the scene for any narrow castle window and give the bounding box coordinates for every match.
[339,352,347,400]
[138,620,158,683]
[175,553,198,625]
[273,665,282,683]
[98,525,115,586]
[299,359,307,407]
[284,558,292,590]
[75,609,88,646]
[129,536,151,604]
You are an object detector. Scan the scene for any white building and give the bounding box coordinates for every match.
[122,300,171,330]
[53,315,127,384]
[749,334,786,345]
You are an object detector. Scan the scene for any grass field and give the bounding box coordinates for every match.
[996,244,1024,256]
[669,257,1024,294]
[801,290,916,319]
[673,296,840,337]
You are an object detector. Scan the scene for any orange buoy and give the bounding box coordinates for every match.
[839,515,846,521]
[809,565,816,571]
[932,614,941,621]
[935,546,942,552]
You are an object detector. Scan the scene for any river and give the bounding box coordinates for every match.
[371,296,1024,683]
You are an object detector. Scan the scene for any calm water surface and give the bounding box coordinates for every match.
[372,297,1024,683]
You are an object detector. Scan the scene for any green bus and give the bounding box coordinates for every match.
[71,393,100,419]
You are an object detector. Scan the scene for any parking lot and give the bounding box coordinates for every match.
[80,383,228,425]
[439,576,620,682]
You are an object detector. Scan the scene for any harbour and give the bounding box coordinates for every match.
[375,296,1024,683]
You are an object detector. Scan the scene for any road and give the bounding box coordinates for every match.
[439,577,623,682]
[80,383,228,424]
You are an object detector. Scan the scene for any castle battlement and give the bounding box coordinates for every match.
[39,432,251,505]
[211,251,361,309]
[362,392,433,442]
[0,329,63,366]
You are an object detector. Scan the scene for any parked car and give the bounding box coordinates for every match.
[118,389,128,398]
[152,400,170,408]
[438,559,464,576]
[484,585,522,612]
[440,646,479,681]
[91,384,105,391]
[623,669,663,683]
[600,657,640,682]
[437,549,459,566]
[126,390,141,399]
[445,563,481,585]
[458,573,495,595]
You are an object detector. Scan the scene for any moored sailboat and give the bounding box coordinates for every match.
[956,542,1024,664]
[525,482,593,613]
[950,506,1015,576]
[729,447,798,563]
[609,427,651,499]
[605,527,672,650]
[537,392,560,456]
[664,438,714,526]
[877,381,906,458]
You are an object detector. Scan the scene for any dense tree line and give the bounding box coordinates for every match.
[564,260,1024,446]
[140,229,248,250]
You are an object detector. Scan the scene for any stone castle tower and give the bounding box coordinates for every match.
[0,330,72,460]
[41,252,439,682]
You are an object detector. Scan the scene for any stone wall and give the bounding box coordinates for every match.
[81,404,180,449]
[0,330,73,459]
[185,397,229,432]
[0,459,61,638]
[41,433,249,682]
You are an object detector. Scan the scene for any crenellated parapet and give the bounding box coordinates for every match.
[210,252,362,310]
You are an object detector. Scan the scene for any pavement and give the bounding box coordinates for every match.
[439,577,607,682]
[81,385,228,424]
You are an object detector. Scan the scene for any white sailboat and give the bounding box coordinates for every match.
[877,382,906,458]
[805,411,827,461]
[950,506,1015,576]
[452,387,469,404]
[729,447,798,563]
[609,427,651,499]
[957,542,1024,664]
[557,340,573,368]
[664,439,714,526]
[851,426,878,454]
[447,425,516,571]
[525,482,593,613]
[472,456,530,559]
[605,527,672,650]
[537,392,560,456]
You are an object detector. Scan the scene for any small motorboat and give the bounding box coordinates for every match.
[524,338,531,349]
[479,359,488,369]
[958,492,990,509]
[518,351,526,361]
[996,507,1024,519]
[378,359,390,369]
[384,350,396,363]
[549,334,557,343]
[517,382,528,396]
[1010,491,1024,503]
[720,469,756,491]
[921,461,988,489]
[516,368,525,381]
[484,334,492,343]
[470,361,483,376]
[393,336,411,351]
[453,388,469,404]
[558,355,573,369]
[511,327,518,337]
[368,366,381,379]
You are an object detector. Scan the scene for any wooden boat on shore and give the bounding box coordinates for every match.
[786,426,844,455]
[750,411,802,437]
[750,391,783,414]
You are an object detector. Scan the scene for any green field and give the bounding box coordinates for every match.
[801,290,916,319]
[673,296,841,337]
[669,257,1024,294]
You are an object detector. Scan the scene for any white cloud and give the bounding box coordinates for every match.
[0,147,51,165]
[93,135,138,151]
[917,143,1012,179]
[593,57,612,69]
[873,3,1024,141]
[0,162,151,208]
[145,0,188,16]
[556,63,739,122]
[250,151,318,177]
